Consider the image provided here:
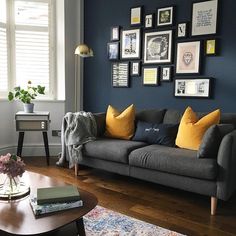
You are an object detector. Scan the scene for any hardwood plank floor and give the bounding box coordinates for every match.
[24,156,236,236]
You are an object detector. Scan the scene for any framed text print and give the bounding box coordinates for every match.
[191,0,218,36]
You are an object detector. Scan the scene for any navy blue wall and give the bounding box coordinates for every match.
[84,0,236,113]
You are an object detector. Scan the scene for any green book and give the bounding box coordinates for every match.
[37,186,80,205]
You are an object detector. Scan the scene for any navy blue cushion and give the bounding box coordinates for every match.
[133,121,179,147]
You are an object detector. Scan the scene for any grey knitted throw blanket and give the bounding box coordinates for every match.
[57,111,97,168]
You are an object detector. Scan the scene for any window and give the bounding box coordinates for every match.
[0,0,55,99]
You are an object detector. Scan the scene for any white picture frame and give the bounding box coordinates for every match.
[121,29,141,59]
[175,41,201,75]
[144,30,172,64]
[161,67,172,82]
[191,0,218,36]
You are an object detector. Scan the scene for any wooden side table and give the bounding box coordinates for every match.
[15,111,50,165]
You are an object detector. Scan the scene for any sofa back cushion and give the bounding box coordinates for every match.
[136,109,166,124]
[105,104,135,140]
[163,109,182,124]
[175,107,220,150]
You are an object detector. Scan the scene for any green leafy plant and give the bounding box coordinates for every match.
[8,81,45,104]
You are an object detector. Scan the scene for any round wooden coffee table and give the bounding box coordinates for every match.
[0,171,97,235]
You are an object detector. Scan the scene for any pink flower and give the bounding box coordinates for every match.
[0,153,25,178]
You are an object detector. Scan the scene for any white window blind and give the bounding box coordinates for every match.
[0,0,8,92]
[15,0,52,94]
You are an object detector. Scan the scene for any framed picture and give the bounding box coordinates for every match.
[157,6,174,27]
[144,30,172,64]
[176,41,201,75]
[121,28,141,59]
[161,66,172,82]
[111,26,120,41]
[143,67,159,86]
[174,78,211,98]
[145,14,154,28]
[107,42,119,60]
[191,0,218,36]
[130,6,142,26]
[131,61,141,76]
[205,39,217,56]
[177,22,188,38]
[111,62,129,87]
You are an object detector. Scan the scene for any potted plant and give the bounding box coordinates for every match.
[8,81,45,113]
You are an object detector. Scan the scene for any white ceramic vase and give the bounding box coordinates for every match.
[23,103,34,113]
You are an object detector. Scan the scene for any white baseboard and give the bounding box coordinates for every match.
[0,144,61,157]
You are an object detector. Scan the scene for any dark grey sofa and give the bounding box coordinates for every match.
[77,109,236,215]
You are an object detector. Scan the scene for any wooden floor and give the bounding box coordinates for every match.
[24,156,236,236]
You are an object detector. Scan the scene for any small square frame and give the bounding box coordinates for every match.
[143,67,159,86]
[157,6,174,27]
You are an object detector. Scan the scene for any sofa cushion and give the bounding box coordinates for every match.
[132,121,178,147]
[129,145,218,180]
[136,109,166,124]
[163,109,182,124]
[83,138,147,164]
[105,104,135,140]
[175,107,220,150]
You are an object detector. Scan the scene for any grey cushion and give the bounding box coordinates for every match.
[93,112,106,137]
[136,109,166,124]
[129,145,218,180]
[218,124,234,137]
[83,138,147,164]
[163,109,182,124]
[197,125,221,159]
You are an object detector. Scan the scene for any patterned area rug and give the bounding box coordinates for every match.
[84,206,185,236]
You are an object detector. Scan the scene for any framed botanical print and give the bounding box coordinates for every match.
[143,67,159,86]
[161,66,172,82]
[174,78,211,98]
[191,0,218,36]
[130,6,143,26]
[157,6,174,27]
[111,26,120,41]
[111,62,129,87]
[131,61,141,76]
[144,30,172,64]
[121,28,141,59]
[177,22,188,38]
[145,14,154,28]
[205,39,217,56]
[107,42,119,60]
[176,41,201,75]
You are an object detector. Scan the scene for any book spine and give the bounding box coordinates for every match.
[30,197,83,216]
[37,196,80,205]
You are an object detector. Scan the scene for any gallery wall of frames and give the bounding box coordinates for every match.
[107,0,219,98]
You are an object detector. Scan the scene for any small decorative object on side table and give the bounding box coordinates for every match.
[0,153,30,200]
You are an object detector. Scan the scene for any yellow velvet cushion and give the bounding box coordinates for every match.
[105,104,135,140]
[175,107,220,150]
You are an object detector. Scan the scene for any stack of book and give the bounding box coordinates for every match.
[29,185,83,216]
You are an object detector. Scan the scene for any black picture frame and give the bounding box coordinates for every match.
[143,67,160,86]
[143,30,173,64]
[191,0,219,37]
[145,13,154,29]
[205,39,218,56]
[161,66,172,82]
[175,40,201,75]
[107,42,119,61]
[177,22,188,38]
[131,61,141,76]
[130,6,143,26]
[121,28,141,60]
[110,26,120,41]
[157,6,175,27]
[174,78,212,98]
[111,62,130,88]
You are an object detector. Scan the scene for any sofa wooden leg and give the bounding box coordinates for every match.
[75,163,79,176]
[211,197,217,215]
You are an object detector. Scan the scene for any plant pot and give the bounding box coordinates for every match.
[23,103,34,113]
